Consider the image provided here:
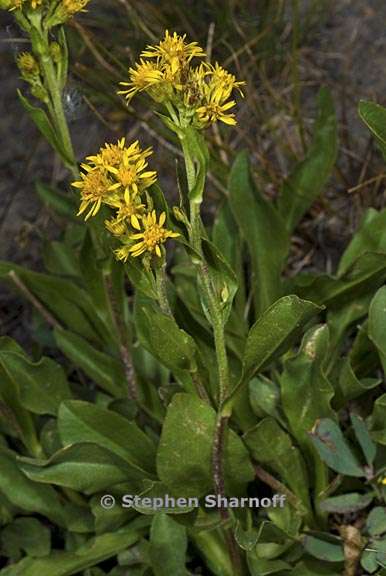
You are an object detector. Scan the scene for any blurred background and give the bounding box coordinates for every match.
[1,0,386,344]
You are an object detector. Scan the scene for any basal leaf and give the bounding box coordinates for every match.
[149,513,187,576]
[278,87,338,232]
[157,393,254,498]
[58,400,156,477]
[229,150,289,315]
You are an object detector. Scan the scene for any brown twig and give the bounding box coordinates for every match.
[8,270,62,330]
[103,273,138,401]
[254,464,300,508]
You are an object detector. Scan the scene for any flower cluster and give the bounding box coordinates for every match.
[1,0,90,25]
[118,31,245,129]
[72,139,179,262]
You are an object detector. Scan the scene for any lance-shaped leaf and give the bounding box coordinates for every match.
[18,443,136,494]
[0,261,105,344]
[0,339,71,416]
[0,526,139,576]
[243,417,311,510]
[302,535,344,562]
[359,100,386,161]
[157,393,254,498]
[278,87,338,232]
[351,413,377,468]
[135,299,197,373]
[320,493,373,514]
[58,400,156,477]
[228,295,321,403]
[54,328,126,398]
[17,90,74,167]
[0,447,67,527]
[247,555,292,575]
[294,252,386,308]
[309,418,365,477]
[338,207,386,275]
[280,325,335,448]
[229,150,289,315]
[149,513,187,576]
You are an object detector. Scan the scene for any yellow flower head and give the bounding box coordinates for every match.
[105,142,157,200]
[123,210,179,260]
[72,167,113,220]
[118,60,164,102]
[62,0,89,14]
[72,139,157,221]
[194,63,245,127]
[5,0,42,9]
[141,30,205,74]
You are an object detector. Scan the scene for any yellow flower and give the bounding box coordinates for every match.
[72,139,157,221]
[59,0,89,16]
[196,99,237,127]
[208,62,245,101]
[72,167,113,220]
[118,60,164,102]
[86,137,127,170]
[141,30,205,74]
[127,210,179,259]
[106,145,157,200]
[104,217,128,237]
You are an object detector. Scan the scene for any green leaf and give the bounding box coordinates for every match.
[234,295,321,399]
[1,517,51,560]
[369,286,386,375]
[0,261,104,343]
[157,393,254,498]
[309,418,365,477]
[320,492,373,514]
[0,526,139,576]
[359,100,386,160]
[36,181,77,220]
[295,253,386,308]
[366,507,386,537]
[0,341,71,415]
[291,560,342,575]
[19,443,136,494]
[135,300,197,373]
[149,513,187,576]
[280,325,335,447]
[302,535,344,562]
[243,417,310,510]
[54,328,126,398]
[278,87,337,231]
[338,208,386,275]
[247,555,291,575]
[199,239,238,325]
[180,126,209,204]
[0,447,67,526]
[249,377,280,420]
[351,413,377,467]
[336,357,381,407]
[58,400,156,477]
[17,90,73,167]
[228,150,289,315]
